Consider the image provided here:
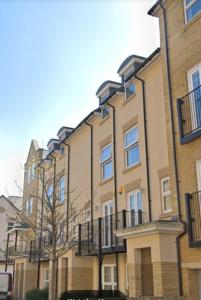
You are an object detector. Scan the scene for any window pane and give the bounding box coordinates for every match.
[103,160,112,180]
[126,83,136,99]
[47,185,53,205]
[125,127,138,148]
[186,0,201,21]
[59,176,65,203]
[101,144,112,162]
[127,145,140,167]
[164,195,172,211]
[186,0,193,5]
[162,179,170,193]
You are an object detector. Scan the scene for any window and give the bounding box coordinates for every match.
[27,168,31,184]
[86,209,91,222]
[124,66,134,82]
[187,63,201,131]
[47,184,53,207]
[124,126,140,168]
[161,177,172,213]
[101,91,110,103]
[184,0,201,22]
[44,269,49,288]
[101,106,109,119]
[26,198,33,216]
[30,163,35,181]
[127,190,142,226]
[102,265,117,290]
[58,176,65,204]
[100,144,112,181]
[125,83,136,100]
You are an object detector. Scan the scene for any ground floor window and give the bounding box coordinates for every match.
[102,265,117,290]
[44,269,49,288]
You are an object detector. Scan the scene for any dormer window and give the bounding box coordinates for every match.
[124,66,134,82]
[101,92,110,103]
[96,81,122,105]
[125,83,136,101]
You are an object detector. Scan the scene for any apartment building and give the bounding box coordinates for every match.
[0,195,22,273]
[148,0,201,299]
[10,50,183,299]
[8,0,201,299]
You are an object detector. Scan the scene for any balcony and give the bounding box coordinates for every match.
[77,210,145,256]
[177,85,201,144]
[186,191,201,247]
[8,244,30,257]
[29,236,50,262]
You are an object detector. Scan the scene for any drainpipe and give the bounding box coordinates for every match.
[159,1,186,296]
[5,233,10,272]
[49,154,57,300]
[106,102,119,291]
[84,122,94,240]
[135,75,152,222]
[61,142,71,240]
[35,165,45,289]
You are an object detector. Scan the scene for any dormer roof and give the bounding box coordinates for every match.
[117,55,146,77]
[57,126,74,141]
[47,138,60,153]
[96,80,121,97]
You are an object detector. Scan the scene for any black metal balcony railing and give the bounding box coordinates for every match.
[29,236,50,262]
[177,85,201,143]
[186,191,201,247]
[78,210,145,256]
[8,244,30,257]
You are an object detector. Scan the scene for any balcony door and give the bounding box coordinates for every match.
[102,200,113,247]
[196,160,201,192]
[127,189,142,226]
[188,63,201,130]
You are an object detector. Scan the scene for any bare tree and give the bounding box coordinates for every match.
[4,160,87,300]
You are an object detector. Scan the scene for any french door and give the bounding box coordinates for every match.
[102,200,113,247]
[102,265,117,290]
[127,189,142,226]
[196,160,201,192]
[188,63,201,130]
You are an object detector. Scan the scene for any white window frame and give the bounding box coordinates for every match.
[161,177,172,213]
[124,66,134,83]
[86,208,91,222]
[127,189,142,226]
[125,82,136,101]
[44,269,49,288]
[26,198,33,216]
[187,63,201,130]
[102,264,117,290]
[196,159,201,191]
[58,176,65,204]
[124,126,139,168]
[184,0,201,23]
[47,184,53,206]
[100,143,113,181]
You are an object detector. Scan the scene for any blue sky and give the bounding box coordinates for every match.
[0,0,159,196]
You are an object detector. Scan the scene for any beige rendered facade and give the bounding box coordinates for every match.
[7,0,201,299]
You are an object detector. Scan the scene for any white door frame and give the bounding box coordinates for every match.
[127,189,142,225]
[102,200,113,247]
[187,63,201,130]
